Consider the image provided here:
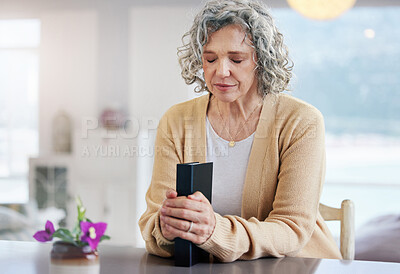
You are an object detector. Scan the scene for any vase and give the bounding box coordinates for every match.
[49,241,99,274]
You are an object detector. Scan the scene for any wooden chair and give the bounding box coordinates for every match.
[319,200,355,260]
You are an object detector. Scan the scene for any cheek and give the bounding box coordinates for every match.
[202,65,212,82]
[237,68,257,88]
[246,66,257,81]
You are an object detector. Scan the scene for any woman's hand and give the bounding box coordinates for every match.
[160,188,216,245]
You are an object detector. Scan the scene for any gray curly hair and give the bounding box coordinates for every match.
[178,0,293,96]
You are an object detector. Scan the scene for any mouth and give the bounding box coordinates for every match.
[214,83,236,91]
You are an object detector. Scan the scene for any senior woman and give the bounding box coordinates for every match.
[139,0,341,262]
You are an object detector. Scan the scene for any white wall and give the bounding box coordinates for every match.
[129,5,198,246]
[39,10,98,155]
[129,6,196,120]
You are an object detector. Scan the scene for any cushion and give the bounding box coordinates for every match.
[355,214,400,263]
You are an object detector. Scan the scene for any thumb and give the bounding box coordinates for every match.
[188,191,209,203]
[165,188,177,199]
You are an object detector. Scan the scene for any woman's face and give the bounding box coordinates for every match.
[202,24,258,103]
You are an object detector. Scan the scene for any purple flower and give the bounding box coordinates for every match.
[80,221,107,250]
[33,220,55,242]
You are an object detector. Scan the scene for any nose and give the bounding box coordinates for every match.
[215,59,230,78]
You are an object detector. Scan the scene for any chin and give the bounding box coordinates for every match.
[212,92,238,102]
[220,93,250,104]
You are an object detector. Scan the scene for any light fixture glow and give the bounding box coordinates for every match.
[287,0,357,20]
[364,28,375,39]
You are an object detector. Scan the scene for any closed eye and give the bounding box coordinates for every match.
[206,59,216,63]
[232,59,242,64]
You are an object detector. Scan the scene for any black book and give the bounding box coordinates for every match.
[174,162,213,267]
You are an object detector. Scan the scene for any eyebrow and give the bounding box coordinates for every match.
[203,50,247,55]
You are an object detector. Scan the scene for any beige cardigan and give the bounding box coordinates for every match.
[138,93,342,262]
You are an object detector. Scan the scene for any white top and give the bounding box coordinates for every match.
[206,117,255,216]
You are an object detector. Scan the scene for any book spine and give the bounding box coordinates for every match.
[175,164,194,267]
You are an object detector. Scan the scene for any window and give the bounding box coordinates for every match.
[0,19,40,203]
[272,6,400,234]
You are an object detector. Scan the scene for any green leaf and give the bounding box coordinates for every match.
[72,223,81,242]
[76,196,83,207]
[72,223,80,236]
[100,235,111,242]
[53,228,77,246]
[76,196,86,222]
[76,240,88,247]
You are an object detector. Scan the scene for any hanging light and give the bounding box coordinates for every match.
[287,0,357,20]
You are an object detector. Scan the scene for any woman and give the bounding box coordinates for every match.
[139,0,342,262]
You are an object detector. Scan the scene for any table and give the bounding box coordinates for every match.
[1,240,400,274]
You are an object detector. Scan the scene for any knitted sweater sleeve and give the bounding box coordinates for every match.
[198,108,326,262]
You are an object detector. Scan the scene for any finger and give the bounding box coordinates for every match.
[188,191,210,204]
[161,206,201,223]
[162,195,186,209]
[159,216,175,241]
[164,197,203,211]
[163,223,206,245]
[161,196,185,217]
[161,215,192,232]
[164,195,185,203]
[165,188,177,199]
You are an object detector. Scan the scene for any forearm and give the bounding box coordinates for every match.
[198,212,314,262]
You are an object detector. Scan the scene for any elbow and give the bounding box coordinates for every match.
[284,226,314,257]
[267,218,314,257]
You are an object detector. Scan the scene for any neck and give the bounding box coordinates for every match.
[216,93,263,121]
[208,92,264,143]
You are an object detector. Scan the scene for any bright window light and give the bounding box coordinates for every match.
[0,19,40,48]
[0,19,40,203]
[272,7,400,235]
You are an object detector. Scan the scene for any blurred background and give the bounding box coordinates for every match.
[0,0,399,250]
